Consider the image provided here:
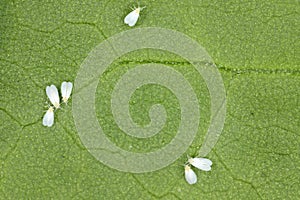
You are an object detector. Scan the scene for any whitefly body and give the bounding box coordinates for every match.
[61,81,73,103]
[43,107,54,127]
[188,157,213,171]
[46,85,60,109]
[184,165,197,185]
[124,7,144,27]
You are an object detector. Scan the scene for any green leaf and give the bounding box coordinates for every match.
[1,0,299,199]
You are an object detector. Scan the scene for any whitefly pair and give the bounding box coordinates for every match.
[43,81,73,127]
[184,157,213,185]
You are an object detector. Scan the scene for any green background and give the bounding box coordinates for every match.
[1,0,299,199]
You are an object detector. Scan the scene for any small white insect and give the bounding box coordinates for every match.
[184,165,197,185]
[188,157,213,171]
[61,81,73,103]
[42,106,54,127]
[46,85,60,109]
[124,6,145,27]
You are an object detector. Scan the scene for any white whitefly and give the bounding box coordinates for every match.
[61,81,73,103]
[124,6,145,27]
[46,85,60,109]
[188,157,213,171]
[42,107,54,127]
[184,165,197,185]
